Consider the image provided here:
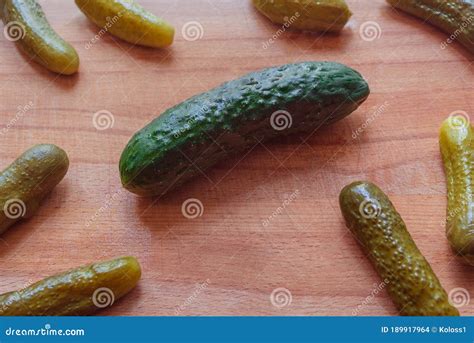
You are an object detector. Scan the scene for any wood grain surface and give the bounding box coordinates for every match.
[0,0,473,316]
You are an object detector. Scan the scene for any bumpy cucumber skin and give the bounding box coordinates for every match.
[0,257,141,316]
[387,0,474,53]
[339,181,459,316]
[0,144,69,235]
[2,0,79,75]
[440,118,474,263]
[75,0,174,48]
[252,0,352,32]
[120,62,370,196]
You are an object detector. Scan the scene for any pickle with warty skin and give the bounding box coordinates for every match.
[440,115,474,264]
[0,144,69,235]
[387,0,474,54]
[339,181,459,316]
[0,256,141,316]
[252,0,352,32]
[75,0,174,48]
[1,0,79,75]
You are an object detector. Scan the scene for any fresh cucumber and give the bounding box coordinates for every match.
[120,61,370,196]
[339,181,459,316]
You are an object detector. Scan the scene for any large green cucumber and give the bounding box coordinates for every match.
[120,62,370,197]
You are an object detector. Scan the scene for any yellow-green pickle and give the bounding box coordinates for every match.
[75,0,175,48]
[0,256,141,316]
[387,0,474,54]
[252,0,352,32]
[440,116,474,264]
[339,181,459,316]
[0,144,69,235]
[1,0,79,74]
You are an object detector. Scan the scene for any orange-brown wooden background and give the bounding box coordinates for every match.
[0,0,472,315]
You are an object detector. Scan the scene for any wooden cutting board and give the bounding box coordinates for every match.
[0,0,472,316]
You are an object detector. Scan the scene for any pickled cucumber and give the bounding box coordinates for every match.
[0,144,69,235]
[0,256,141,316]
[339,181,459,316]
[440,115,474,264]
[252,0,352,32]
[387,0,474,54]
[1,0,79,75]
[75,0,174,48]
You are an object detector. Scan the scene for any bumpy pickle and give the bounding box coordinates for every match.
[440,116,474,264]
[75,0,174,48]
[387,0,474,54]
[339,181,459,316]
[1,0,79,74]
[252,0,352,32]
[0,144,69,235]
[0,256,141,316]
